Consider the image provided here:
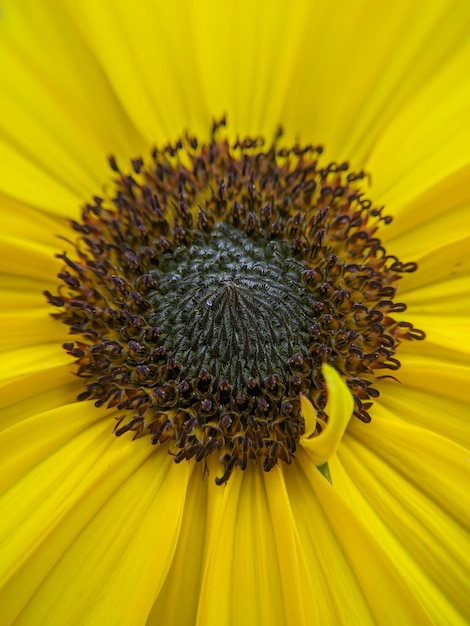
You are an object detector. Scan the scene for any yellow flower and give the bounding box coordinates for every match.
[1,0,469,624]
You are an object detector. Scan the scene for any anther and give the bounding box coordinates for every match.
[47,122,425,483]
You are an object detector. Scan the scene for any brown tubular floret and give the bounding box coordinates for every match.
[46,121,424,483]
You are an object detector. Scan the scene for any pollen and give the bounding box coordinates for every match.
[46,118,425,484]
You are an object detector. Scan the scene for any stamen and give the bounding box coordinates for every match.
[46,122,425,483]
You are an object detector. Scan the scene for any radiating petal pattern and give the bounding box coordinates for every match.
[0,0,469,624]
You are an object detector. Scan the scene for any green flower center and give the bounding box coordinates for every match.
[148,225,316,387]
[46,119,425,484]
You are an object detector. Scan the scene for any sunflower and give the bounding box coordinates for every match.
[1,0,469,624]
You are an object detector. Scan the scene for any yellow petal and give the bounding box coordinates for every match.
[0,310,65,352]
[0,233,61,282]
[0,287,53,311]
[147,464,212,626]
[348,410,470,531]
[281,0,470,163]
[402,275,470,314]
[0,364,80,434]
[381,164,470,244]
[300,364,354,465]
[378,356,470,448]
[66,0,209,145]
[287,451,431,624]
[195,467,286,625]
[0,344,70,385]
[335,413,470,623]
[370,32,470,215]
[396,235,470,294]
[0,0,146,214]
[0,404,189,625]
[386,204,470,273]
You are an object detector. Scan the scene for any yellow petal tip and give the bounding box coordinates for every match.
[300,364,354,465]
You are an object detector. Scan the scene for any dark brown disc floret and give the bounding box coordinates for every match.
[46,120,425,483]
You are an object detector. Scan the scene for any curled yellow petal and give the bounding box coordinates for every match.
[300,363,354,465]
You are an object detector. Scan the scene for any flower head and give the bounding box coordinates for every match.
[1,1,469,624]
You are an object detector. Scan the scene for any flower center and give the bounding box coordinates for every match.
[46,119,425,484]
[147,225,316,388]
